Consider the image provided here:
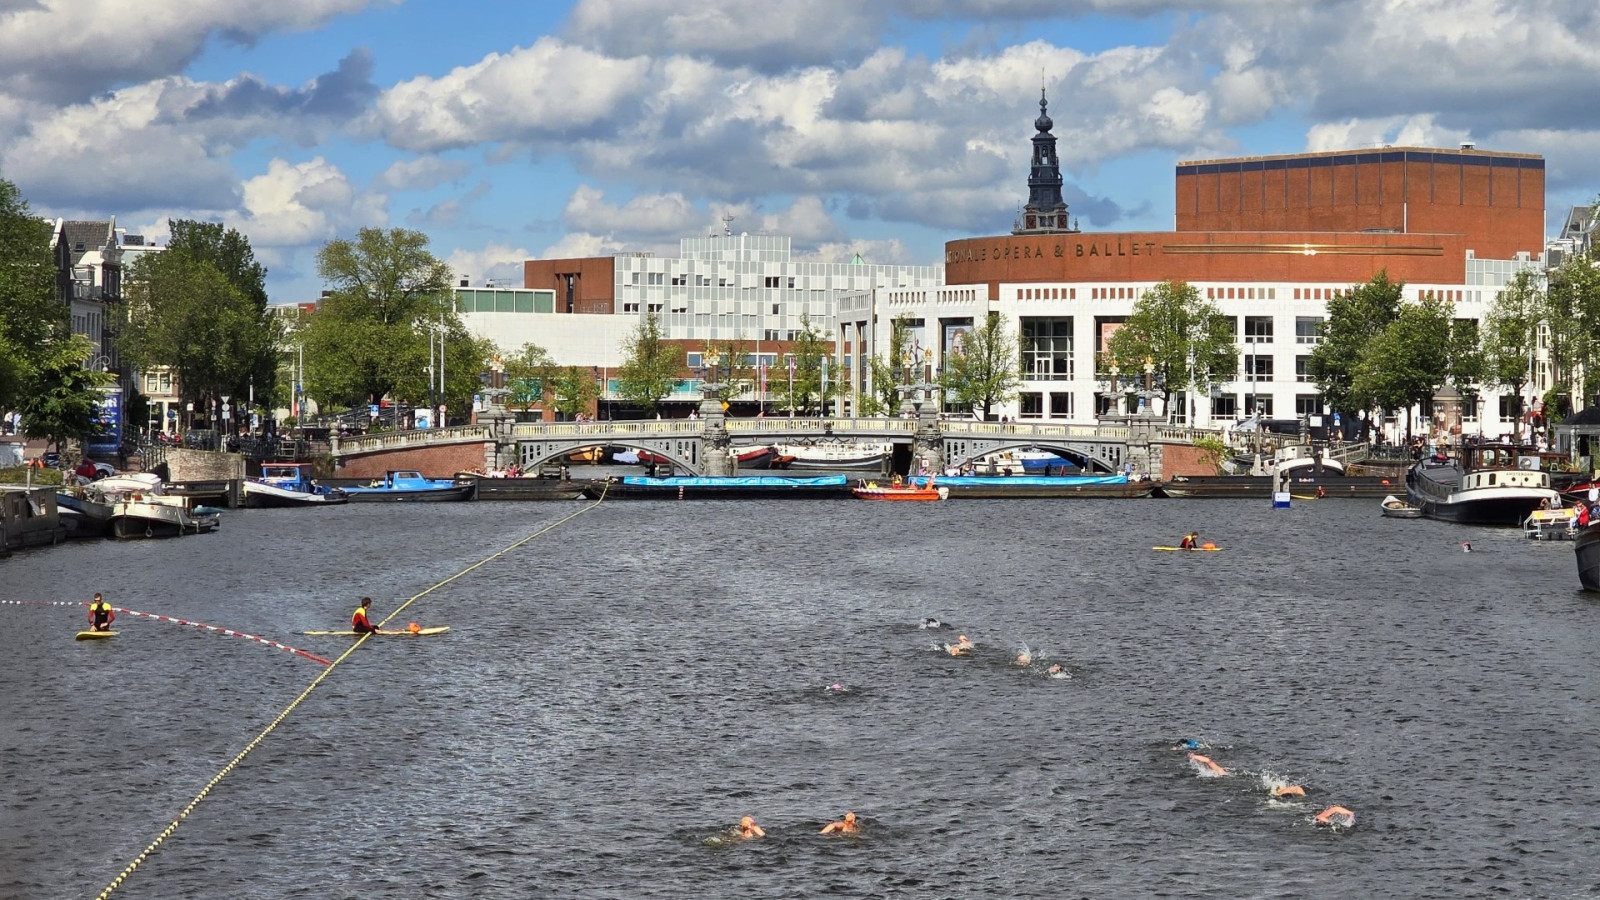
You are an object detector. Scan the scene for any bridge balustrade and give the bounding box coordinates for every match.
[333,424,495,455]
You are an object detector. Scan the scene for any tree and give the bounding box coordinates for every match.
[120,250,279,415]
[701,338,755,401]
[1481,269,1541,427]
[787,314,833,414]
[942,312,1022,420]
[163,219,278,407]
[1544,256,1600,418]
[502,342,553,414]
[299,228,473,414]
[1349,296,1452,440]
[859,315,914,416]
[615,311,678,415]
[0,178,64,411]
[18,333,112,451]
[547,365,600,420]
[1102,280,1236,416]
[1310,271,1404,434]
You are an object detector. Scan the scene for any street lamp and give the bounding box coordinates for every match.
[1109,363,1120,415]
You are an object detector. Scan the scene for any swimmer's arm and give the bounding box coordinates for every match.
[820,822,840,834]
[751,824,765,837]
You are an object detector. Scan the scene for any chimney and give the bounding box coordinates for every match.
[1460,141,1476,151]
[459,277,468,288]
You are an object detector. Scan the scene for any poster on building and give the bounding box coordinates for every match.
[942,319,974,359]
[86,387,122,455]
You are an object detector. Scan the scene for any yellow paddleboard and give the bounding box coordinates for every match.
[76,630,117,640]
[1152,546,1224,552]
[302,626,451,636]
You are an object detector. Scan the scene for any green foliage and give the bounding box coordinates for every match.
[163,219,278,405]
[616,311,677,414]
[0,465,62,485]
[18,334,113,450]
[942,312,1021,420]
[859,316,913,416]
[0,178,66,410]
[1350,296,1452,427]
[1192,434,1228,475]
[503,342,553,412]
[1481,269,1541,418]
[1103,280,1236,410]
[1545,256,1600,410]
[299,228,471,411]
[702,338,755,399]
[548,365,600,419]
[121,247,280,409]
[1309,271,1403,421]
[787,314,833,414]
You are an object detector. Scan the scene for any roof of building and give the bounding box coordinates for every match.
[1177,146,1544,168]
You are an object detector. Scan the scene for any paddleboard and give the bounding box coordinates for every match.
[76,630,117,640]
[1151,546,1224,552]
[302,626,451,636]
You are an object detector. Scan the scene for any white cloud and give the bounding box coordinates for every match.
[0,0,395,103]
[375,156,472,191]
[561,185,703,239]
[240,157,386,248]
[372,37,651,153]
[537,231,631,260]
[446,241,535,288]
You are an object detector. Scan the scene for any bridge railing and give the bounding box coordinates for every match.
[726,417,918,436]
[333,424,494,454]
[509,420,704,439]
[942,420,1124,440]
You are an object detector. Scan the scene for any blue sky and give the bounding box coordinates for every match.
[3,0,1597,304]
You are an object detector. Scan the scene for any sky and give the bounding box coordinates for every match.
[3,0,1599,304]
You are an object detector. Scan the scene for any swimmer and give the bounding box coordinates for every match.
[735,815,765,840]
[1187,752,1228,776]
[826,682,846,692]
[1047,663,1069,679]
[820,811,859,834]
[1272,785,1307,799]
[1173,738,1203,751]
[1314,805,1355,828]
[956,634,973,649]
[1461,541,1472,552]
[1014,650,1032,666]
[944,634,974,656]
[920,617,944,629]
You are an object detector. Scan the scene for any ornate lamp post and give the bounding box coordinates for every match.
[1108,363,1120,416]
[699,349,732,476]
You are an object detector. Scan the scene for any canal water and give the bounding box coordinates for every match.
[3,498,1598,898]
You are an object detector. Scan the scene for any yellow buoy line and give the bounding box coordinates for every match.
[93,487,607,899]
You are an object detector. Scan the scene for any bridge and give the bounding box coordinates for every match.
[329,404,1218,479]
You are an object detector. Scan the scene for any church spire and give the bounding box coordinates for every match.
[1013,87,1076,235]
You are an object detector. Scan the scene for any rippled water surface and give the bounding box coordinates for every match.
[4,497,1600,898]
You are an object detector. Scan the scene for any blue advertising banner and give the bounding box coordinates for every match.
[86,387,122,455]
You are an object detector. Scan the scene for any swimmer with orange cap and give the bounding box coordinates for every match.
[1314,806,1355,827]
[1187,752,1228,776]
[820,811,858,834]
[736,815,766,839]
[946,634,974,656]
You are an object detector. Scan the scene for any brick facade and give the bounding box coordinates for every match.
[335,442,493,479]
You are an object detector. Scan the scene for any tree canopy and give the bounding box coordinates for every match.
[942,312,1021,420]
[547,365,599,420]
[615,311,677,415]
[0,178,67,412]
[17,333,112,450]
[1102,279,1236,413]
[299,227,482,414]
[1349,296,1453,430]
[120,239,281,411]
[859,315,914,416]
[1481,269,1541,418]
[502,342,553,413]
[1309,271,1403,429]
[785,314,834,415]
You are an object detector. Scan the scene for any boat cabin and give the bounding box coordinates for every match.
[259,463,315,485]
[1461,468,1551,491]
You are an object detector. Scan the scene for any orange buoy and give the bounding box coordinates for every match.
[408,621,421,634]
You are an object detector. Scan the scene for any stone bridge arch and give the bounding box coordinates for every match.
[940,437,1122,473]
[516,436,706,475]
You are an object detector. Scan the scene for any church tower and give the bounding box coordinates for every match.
[1013,88,1077,235]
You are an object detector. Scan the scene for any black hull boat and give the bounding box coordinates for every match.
[1575,524,1600,592]
[1405,445,1559,527]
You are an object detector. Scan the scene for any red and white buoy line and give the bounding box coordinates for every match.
[111,607,331,665]
[0,599,329,665]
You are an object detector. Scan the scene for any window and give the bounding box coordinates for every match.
[1049,392,1074,419]
[772,304,780,314]
[1214,395,1238,418]
[1170,393,1188,424]
[1498,395,1520,422]
[1019,392,1044,419]
[1295,394,1320,417]
[671,275,687,286]
[1463,395,1479,422]
[1244,354,1274,380]
[1020,317,1073,381]
[686,352,703,368]
[647,272,664,285]
[786,276,795,289]
[1295,316,1323,344]
[144,373,158,393]
[1295,356,1312,383]
[1252,396,1274,417]
[764,276,780,288]
[1244,316,1273,344]
[631,272,641,285]
[623,303,640,313]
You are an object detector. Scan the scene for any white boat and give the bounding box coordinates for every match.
[1380,494,1421,518]
[769,441,892,470]
[243,463,349,507]
[1406,443,1560,526]
[93,472,219,538]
